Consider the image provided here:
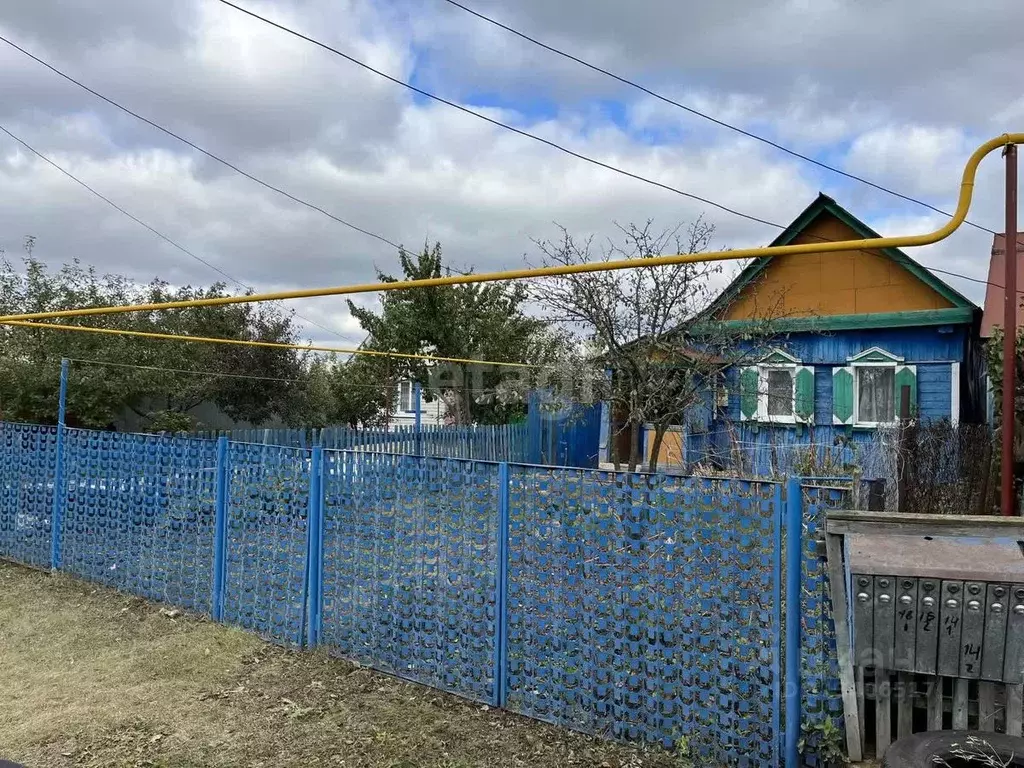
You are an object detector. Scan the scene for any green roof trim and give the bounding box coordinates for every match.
[702,308,975,333]
[701,193,979,319]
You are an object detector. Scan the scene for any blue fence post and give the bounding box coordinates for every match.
[784,476,803,768]
[211,436,230,622]
[304,446,324,647]
[48,357,69,570]
[493,461,510,707]
[772,482,785,767]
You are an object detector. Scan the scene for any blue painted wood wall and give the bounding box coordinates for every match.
[686,325,972,478]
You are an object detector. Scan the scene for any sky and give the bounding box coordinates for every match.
[1,0,1022,346]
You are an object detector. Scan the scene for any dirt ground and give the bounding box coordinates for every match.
[0,561,689,768]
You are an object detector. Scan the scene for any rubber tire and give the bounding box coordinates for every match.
[882,730,1024,767]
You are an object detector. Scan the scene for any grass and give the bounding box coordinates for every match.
[0,560,683,768]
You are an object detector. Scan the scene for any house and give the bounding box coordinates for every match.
[388,378,448,427]
[624,194,986,476]
[979,231,1024,423]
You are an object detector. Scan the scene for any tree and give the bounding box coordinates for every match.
[984,326,1024,503]
[347,242,563,424]
[533,218,781,472]
[0,253,313,430]
[328,353,401,428]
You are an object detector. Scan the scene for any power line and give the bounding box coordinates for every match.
[0,123,361,343]
[215,0,782,229]
[3,43,1015,306]
[66,357,306,384]
[2,116,1010,303]
[437,0,997,236]
[213,0,1020,295]
[0,34,402,252]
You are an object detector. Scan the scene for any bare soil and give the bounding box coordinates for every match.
[0,561,684,768]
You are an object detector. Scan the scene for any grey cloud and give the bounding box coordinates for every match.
[0,0,1010,345]
[413,0,1024,132]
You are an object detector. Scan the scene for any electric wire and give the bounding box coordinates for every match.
[0,34,402,252]
[0,123,362,343]
[3,319,542,369]
[0,32,1010,292]
[437,0,999,235]
[212,1,1016,294]
[64,357,513,392]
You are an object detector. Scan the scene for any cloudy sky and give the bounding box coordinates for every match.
[1,0,1022,345]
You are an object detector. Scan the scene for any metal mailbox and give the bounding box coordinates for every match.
[848,534,1024,683]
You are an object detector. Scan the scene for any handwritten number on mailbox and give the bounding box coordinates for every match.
[898,608,914,632]
[944,615,960,637]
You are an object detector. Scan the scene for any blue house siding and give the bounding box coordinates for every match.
[692,336,963,477]
[758,326,968,366]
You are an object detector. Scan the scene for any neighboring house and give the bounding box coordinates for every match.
[387,378,448,427]
[979,231,1024,424]
[614,194,986,476]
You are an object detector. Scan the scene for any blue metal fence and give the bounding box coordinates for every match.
[0,419,846,766]
[320,452,503,703]
[60,428,218,614]
[196,423,531,464]
[504,468,783,765]
[0,422,57,569]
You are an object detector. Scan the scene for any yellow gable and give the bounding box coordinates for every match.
[721,212,955,321]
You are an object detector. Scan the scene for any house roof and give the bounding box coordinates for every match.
[981,232,1024,338]
[702,193,978,329]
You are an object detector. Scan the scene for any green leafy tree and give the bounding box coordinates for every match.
[346,242,562,424]
[0,253,313,429]
[329,353,401,428]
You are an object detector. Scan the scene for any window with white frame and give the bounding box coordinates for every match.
[856,366,896,424]
[763,365,797,422]
[397,380,414,412]
[832,347,917,427]
[739,349,814,425]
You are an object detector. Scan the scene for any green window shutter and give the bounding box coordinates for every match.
[832,367,854,425]
[795,366,815,424]
[739,366,759,421]
[894,364,918,418]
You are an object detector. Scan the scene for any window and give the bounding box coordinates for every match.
[739,349,814,425]
[766,368,795,418]
[832,347,917,427]
[856,366,895,424]
[398,380,414,412]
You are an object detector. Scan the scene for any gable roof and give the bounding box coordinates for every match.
[703,193,978,325]
[981,232,1024,337]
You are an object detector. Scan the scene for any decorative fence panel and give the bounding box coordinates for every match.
[798,482,849,765]
[197,423,531,465]
[0,419,852,766]
[221,442,311,645]
[60,429,218,614]
[504,467,782,766]
[0,422,57,569]
[319,451,502,704]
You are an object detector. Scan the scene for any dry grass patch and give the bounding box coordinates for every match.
[0,562,682,767]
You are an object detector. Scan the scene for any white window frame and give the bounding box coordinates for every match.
[849,347,904,428]
[757,349,800,425]
[397,380,414,413]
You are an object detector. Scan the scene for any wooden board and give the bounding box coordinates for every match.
[876,668,892,757]
[825,532,862,762]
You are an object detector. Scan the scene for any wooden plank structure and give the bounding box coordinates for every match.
[824,511,1024,761]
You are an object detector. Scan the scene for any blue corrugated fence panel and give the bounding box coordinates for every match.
[318,451,501,704]
[60,429,218,614]
[222,442,311,645]
[0,422,58,569]
[798,481,848,766]
[503,466,782,765]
